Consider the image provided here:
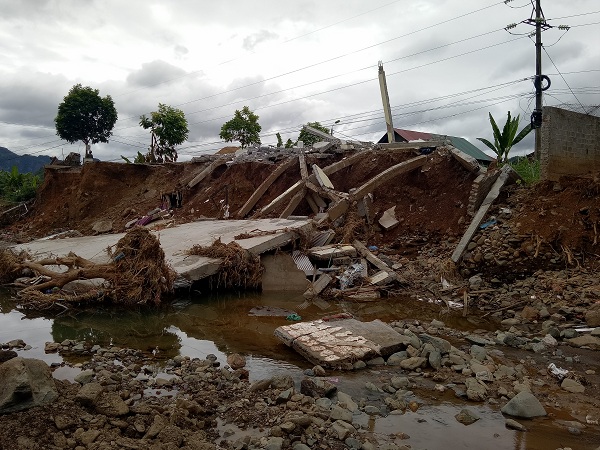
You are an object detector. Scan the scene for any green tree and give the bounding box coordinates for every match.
[477,112,532,163]
[284,139,294,149]
[297,121,330,147]
[0,166,41,202]
[219,106,261,148]
[140,104,189,163]
[55,84,118,159]
[276,133,283,148]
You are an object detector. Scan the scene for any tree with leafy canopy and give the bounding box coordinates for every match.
[297,121,330,147]
[140,104,189,163]
[219,106,261,148]
[477,112,532,164]
[55,84,118,159]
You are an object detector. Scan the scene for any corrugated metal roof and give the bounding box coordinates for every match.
[292,250,314,275]
[439,135,493,162]
[394,128,432,142]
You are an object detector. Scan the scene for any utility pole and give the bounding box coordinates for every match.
[378,61,395,143]
[534,0,543,159]
[518,0,552,159]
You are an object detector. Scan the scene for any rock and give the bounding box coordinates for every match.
[0,350,18,363]
[455,408,480,425]
[561,378,585,393]
[271,375,294,390]
[74,369,94,385]
[465,334,492,346]
[505,418,527,431]
[6,339,26,348]
[391,376,409,390]
[300,378,337,398]
[337,391,358,412]
[520,306,538,322]
[386,351,408,366]
[400,357,427,370]
[226,353,246,370]
[419,334,451,353]
[428,350,442,370]
[585,303,600,327]
[144,414,168,439]
[567,335,600,349]
[464,378,487,402]
[75,382,104,406]
[330,404,352,422]
[0,357,59,414]
[501,391,547,418]
[331,420,354,440]
[470,345,487,362]
[94,392,129,416]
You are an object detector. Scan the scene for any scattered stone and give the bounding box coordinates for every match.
[501,391,547,418]
[0,357,59,414]
[561,378,585,393]
[455,408,480,425]
[505,418,527,431]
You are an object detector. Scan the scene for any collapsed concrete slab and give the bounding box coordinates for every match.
[261,254,311,292]
[308,245,357,261]
[13,219,312,284]
[274,318,405,369]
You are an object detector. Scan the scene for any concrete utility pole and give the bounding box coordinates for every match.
[378,61,395,143]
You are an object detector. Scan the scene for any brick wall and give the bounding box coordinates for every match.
[467,170,501,216]
[541,106,600,180]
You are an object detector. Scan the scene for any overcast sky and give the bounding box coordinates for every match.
[1,0,598,162]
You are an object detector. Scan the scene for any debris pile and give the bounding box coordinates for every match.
[2,228,174,308]
[188,239,263,289]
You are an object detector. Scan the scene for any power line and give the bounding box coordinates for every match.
[542,46,588,113]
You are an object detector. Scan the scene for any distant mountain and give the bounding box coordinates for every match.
[0,147,52,173]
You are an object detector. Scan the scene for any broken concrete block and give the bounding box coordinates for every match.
[312,164,335,189]
[379,206,399,231]
[304,273,333,298]
[357,194,374,224]
[313,141,332,152]
[368,271,395,286]
[274,318,405,369]
[262,254,311,292]
[308,245,357,261]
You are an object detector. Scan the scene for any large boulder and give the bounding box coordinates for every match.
[0,357,58,414]
[501,391,547,418]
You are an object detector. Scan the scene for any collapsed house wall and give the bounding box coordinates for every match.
[541,106,600,180]
[467,170,501,217]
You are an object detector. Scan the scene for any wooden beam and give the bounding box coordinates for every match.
[236,157,297,218]
[378,140,447,150]
[350,155,427,200]
[280,188,307,219]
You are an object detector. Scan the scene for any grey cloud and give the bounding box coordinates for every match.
[243,30,279,51]
[174,45,189,57]
[126,60,188,88]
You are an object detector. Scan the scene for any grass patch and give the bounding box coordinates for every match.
[510,156,540,185]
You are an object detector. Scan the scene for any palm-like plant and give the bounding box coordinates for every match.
[477,112,532,163]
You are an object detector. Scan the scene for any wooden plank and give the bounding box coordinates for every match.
[236,157,297,218]
[350,155,426,200]
[279,188,307,219]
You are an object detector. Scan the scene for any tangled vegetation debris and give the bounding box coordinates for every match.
[187,238,263,289]
[2,228,174,308]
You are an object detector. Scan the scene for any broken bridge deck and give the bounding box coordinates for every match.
[12,218,311,282]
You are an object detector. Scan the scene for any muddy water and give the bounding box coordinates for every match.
[1,289,597,449]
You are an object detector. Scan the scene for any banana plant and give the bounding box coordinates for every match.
[477,112,532,163]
